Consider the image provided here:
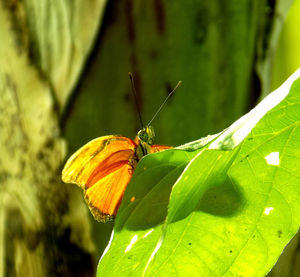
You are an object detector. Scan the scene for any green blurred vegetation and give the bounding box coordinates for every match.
[63,0,266,149]
[272,0,300,90]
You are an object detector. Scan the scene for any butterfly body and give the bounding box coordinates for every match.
[62,126,170,222]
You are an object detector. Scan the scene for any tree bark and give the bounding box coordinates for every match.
[0,1,106,276]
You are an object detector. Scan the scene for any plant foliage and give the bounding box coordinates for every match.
[98,71,300,276]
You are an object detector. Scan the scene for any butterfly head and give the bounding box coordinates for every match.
[137,126,155,146]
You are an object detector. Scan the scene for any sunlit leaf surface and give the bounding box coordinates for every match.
[98,71,300,276]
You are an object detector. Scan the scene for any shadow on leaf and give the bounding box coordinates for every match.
[114,164,186,231]
[196,177,245,217]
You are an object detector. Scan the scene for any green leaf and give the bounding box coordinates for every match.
[97,70,300,276]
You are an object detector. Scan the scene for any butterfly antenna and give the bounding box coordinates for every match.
[147,80,182,126]
[129,72,144,128]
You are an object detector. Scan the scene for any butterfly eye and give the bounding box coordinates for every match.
[138,130,148,142]
[138,126,155,144]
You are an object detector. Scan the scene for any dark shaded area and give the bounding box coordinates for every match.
[4,204,95,277]
[115,164,187,231]
[153,0,166,35]
[193,7,209,44]
[4,209,22,277]
[248,69,262,110]
[197,177,244,217]
[44,225,95,277]
[262,0,276,60]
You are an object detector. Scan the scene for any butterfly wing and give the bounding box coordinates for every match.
[150,144,172,153]
[85,163,133,221]
[62,136,137,221]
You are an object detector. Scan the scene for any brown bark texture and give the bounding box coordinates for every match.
[0,1,106,276]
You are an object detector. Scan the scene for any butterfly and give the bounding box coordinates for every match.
[62,126,171,222]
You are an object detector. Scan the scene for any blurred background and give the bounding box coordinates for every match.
[0,0,299,276]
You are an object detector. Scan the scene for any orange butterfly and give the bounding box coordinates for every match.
[62,126,171,222]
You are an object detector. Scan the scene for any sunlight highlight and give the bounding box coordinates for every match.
[209,69,300,150]
[100,230,114,262]
[263,207,274,215]
[143,229,154,239]
[125,234,138,253]
[265,152,280,165]
[143,237,163,276]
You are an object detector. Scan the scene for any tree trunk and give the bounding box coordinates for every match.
[0,1,106,276]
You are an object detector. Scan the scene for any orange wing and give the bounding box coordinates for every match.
[85,163,133,221]
[62,136,137,222]
[150,144,172,153]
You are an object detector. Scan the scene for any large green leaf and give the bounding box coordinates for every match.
[98,70,300,276]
